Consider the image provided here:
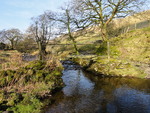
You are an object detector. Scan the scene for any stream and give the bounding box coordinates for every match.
[45,60,150,113]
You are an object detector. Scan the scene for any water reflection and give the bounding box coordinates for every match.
[46,61,150,113]
[62,69,95,96]
[110,87,150,113]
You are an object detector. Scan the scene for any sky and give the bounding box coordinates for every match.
[0,0,150,33]
[0,0,68,32]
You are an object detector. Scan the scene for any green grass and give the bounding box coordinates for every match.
[0,50,27,70]
[0,58,64,112]
[7,94,43,113]
[53,25,150,78]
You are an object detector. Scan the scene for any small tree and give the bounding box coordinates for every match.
[28,11,56,60]
[0,42,6,50]
[56,3,91,55]
[2,28,22,50]
[16,36,37,53]
[59,8,79,54]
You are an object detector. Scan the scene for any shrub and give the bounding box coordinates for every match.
[0,43,6,50]
[96,42,107,55]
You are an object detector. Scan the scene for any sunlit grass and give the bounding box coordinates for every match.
[0,50,28,70]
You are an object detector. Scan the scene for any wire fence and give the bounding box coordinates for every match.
[120,20,150,33]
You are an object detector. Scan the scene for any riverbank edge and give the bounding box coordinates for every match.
[0,60,64,113]
[71,57,148,79]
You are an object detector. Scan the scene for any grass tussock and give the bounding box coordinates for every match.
[0,50,28,70]
[0,55,64,112]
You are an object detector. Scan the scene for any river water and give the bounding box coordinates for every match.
[45,61,150,113]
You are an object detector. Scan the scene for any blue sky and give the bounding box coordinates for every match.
[0,0,68,32]
[0,0,149,32]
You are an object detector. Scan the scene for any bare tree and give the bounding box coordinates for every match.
[28,11,56,60]
[2,28,22,50]
[58,7,79,54]
[73,0,145,58]
[74,0,145,40]
[56,3,91,55]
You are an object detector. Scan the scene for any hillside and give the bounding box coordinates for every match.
[47,12,150,78]
[92,27,150,78]
[51,10,150,43]
[113,10,150,29]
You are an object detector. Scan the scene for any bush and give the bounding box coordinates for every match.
[96,42,107,55]
[0,59,64,112]
[16,38,37,53]
[8,94,43,113]
[0,43,6,50]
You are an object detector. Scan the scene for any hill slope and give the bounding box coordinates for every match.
[48,26,150,78]
[48,11,150,78]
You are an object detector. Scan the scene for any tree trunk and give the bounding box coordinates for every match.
[10,40,14,50]
[66,9,79,55]
[38,42,47,61]
[101,27,107,41]
[107,40,110,59]
[68,26,79,55]
[72,38,79,55]
[100,25,110,60]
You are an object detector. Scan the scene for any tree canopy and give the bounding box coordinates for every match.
[28,11,56,60]
[0,28,22,49]
[73,0,145,40]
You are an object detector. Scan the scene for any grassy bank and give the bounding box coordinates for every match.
[75,27,149,78]
[0,50,28,70]
[52,26,150,78]
[0,53,64,112]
